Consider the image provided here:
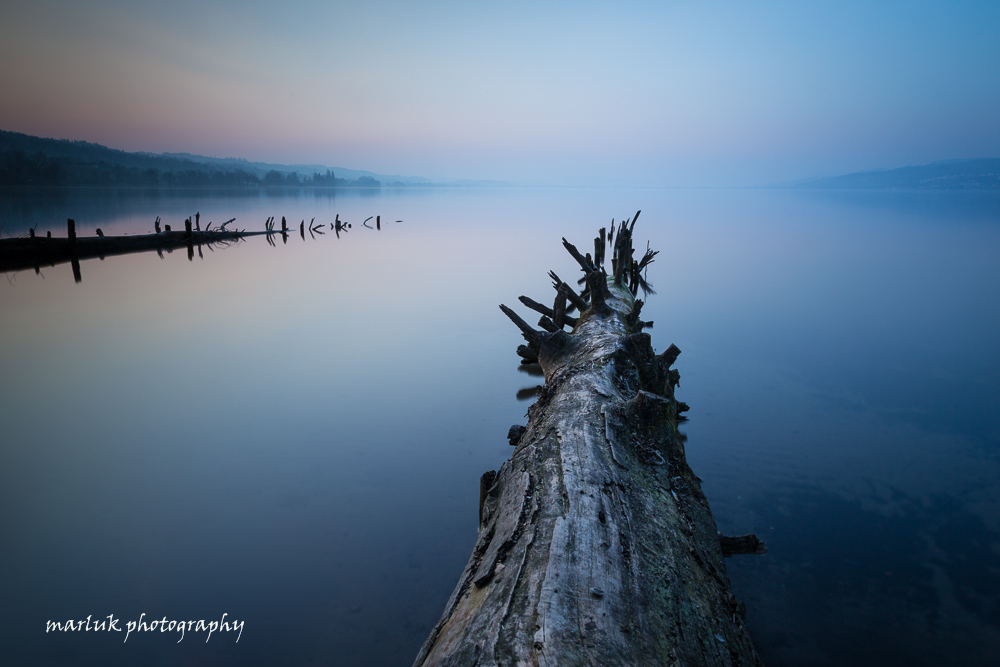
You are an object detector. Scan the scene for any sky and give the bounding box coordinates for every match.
[1,0,998,186]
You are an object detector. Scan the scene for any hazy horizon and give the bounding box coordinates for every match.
[2,1,998,187]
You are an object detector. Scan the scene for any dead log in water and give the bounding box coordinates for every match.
[0,220,255,275]
[1,214,341,275]
[415,216,764,667]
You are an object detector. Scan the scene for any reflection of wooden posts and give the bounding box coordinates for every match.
[300,220,305,240]
[719,534,768,556]
[67,219,81,282]
[377,215,381,230]
[186,218,194,260]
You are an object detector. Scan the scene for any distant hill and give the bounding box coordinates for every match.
[0,130,437,188]
[793,158,1000,190]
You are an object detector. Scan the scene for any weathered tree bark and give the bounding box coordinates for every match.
[415,217,763,666]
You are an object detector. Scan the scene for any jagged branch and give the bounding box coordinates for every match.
[553,285,568,329]
[499,304,540,343]
[585,270,611,315]
[499,304,569,353]
[518,295,577,328]
[625,299,644,331]
[518,295,555,319]
[548,270,589,313]
[515,344,539,364]
[612,221,633,286]
[637,246,658,271]
[658,343,681,369]
[617,242,633,287]
[562,237,596,273]
[537,316,559,333]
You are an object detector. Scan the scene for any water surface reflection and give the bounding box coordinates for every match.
[1,187,998,666]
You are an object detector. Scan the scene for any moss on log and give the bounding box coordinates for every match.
[415,217,763,666]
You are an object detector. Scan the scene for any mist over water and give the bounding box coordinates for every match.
[1,186,998,666]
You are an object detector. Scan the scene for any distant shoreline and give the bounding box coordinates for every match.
[783,158,1000,191]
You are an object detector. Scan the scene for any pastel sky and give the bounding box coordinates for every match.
[1,0,998,186]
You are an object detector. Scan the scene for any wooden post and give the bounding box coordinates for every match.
[414,221,764,667]
[377,215,381,230]
[67,219,76,245]
[185,219,192,240]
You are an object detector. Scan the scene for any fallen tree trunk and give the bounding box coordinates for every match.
[0,220,263,275]
[415,216,764,666]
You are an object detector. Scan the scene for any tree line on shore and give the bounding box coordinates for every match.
[0,150,381,188]
[0,130,382,188]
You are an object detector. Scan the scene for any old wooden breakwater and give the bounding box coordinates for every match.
[414,213,766,667]
[0,212,393,282]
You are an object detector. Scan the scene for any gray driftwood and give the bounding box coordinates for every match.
[414,216,764,666]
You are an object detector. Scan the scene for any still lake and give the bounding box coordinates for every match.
[1,185,998,666]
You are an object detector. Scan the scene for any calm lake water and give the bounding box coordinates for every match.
[1,186,998,666]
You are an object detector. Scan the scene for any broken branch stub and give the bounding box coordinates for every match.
[499,304,568,358]
[552,285,568,329]
[561,236,595,273]
[549,270,590,313]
